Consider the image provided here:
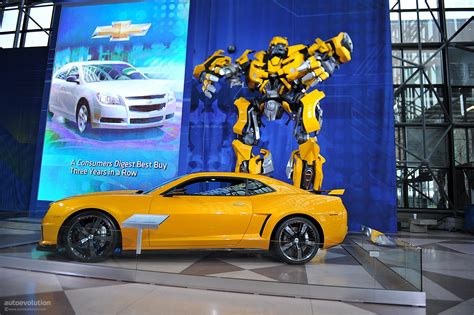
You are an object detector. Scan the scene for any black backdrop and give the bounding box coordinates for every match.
[0,47,48,213]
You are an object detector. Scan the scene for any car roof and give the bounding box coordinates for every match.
[182,172,299,189]
[61,60,130,67]
[184,171,272,179]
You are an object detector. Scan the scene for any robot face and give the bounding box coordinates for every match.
[268,36,288,58]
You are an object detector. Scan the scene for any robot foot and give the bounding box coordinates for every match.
[232,139,273,174]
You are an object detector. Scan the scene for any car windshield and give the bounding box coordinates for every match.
[82,63,146,83]
[143,175,185,194]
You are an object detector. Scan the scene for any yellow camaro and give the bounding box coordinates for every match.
[38,172,347,264]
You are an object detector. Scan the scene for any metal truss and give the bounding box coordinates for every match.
[391,0,474,215]
[0,0,53,48]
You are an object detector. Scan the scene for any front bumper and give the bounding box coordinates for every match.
[91,99,176,129]
[37,243,56,252]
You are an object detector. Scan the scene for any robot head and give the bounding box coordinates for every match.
[268,36,288,58]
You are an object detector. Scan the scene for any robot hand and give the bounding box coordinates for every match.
[198,72,220,98]
[193,49,233,98]
[298,56,330,87]
[219,64,243,88]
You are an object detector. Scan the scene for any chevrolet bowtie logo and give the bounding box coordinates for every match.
[92,21,151,41]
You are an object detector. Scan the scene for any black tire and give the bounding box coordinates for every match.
[61,210,119,263]
[272,217,320,265]
[76,101,91,133]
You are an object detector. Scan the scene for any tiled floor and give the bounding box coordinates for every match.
[0,224,472,314]
[396,231,474,314]
[0,243,385,289]
[0,267,422,315]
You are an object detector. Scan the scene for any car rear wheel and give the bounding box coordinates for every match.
[76,102,90,133]
[272,217,320,265]
[62,211,119,262]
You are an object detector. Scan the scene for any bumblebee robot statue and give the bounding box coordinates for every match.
[193,33,353,190]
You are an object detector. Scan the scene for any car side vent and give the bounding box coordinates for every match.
[259,214,271,237]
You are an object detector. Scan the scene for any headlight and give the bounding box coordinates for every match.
[97,92,121,105]
[166,89,175,103]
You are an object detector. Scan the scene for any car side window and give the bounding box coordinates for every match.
[55,69,69,80]
[68,66,79,79]
[172,177,247,196]
[246,179,274,196]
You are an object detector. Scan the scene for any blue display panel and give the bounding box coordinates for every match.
[36,0,190,201]
[184,0,396,232]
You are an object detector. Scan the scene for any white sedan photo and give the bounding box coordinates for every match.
[48,61,177,133]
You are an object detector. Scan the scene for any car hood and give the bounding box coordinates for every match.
[85,80,169,97]
[55,190,142,202]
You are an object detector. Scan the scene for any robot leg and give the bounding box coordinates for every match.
[232,97,273,174]
[286,138,325,190]
[232,140,273,174]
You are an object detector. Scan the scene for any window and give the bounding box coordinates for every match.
[246,179,274,196]
[392,0,474,212]
[82,64,146,83]
[171,177,247,196]
[0,2,54,48]
[55,68,69,80]
[68,67,79,80]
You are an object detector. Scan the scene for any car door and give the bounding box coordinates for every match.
[61,66,81,119]
[50,67,69,114]
[148,176,253,247]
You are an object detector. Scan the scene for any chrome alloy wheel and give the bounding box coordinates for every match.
[65,213,117,262]
[77,104,89,133]
[277,218,319,263]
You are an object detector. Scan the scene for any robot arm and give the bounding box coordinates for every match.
[193,49,250,98]
[298,32,353,87]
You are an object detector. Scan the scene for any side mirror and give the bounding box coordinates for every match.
[66,76,79,84]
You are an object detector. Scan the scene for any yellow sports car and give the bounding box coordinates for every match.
[38,172,347,264]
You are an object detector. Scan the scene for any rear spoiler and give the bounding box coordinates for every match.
[311,189,345,196]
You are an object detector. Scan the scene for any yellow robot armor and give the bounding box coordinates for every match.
[193,33,353,191]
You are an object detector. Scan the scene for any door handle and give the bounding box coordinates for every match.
[233,202,246,206]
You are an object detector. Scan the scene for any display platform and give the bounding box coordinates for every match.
[0,224,426,307]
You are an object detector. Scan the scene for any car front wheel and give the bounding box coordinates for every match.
[62,211,119,262]
[272,217,320,265]
[76,102,90,133]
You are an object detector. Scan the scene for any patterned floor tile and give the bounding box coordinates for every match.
[56,274,128,290]
[210,269,277,281]
[220,257,284,270]
[424,270,474,300]
[310,300,377,315]
[180,256,243,276]
[251,264,308,284]
[437,243,474,255]
[0,268,63,297]
[346,301,426,315]
[426,299,463,315]
[439,298,474,315]
[119,284,313,315]
[305,264,383,288]
[422,276,463,301]
[65,283,155,315]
